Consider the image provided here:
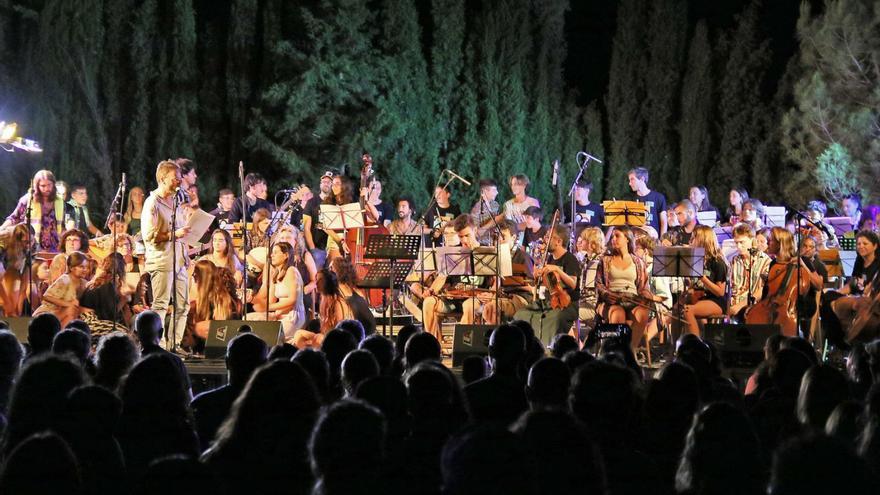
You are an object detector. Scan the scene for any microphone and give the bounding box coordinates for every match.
[748,247,759,256]
[577,151,603,164]
[444,169,472,186]
[552,160,559,187]
[121,172,126,189]
[278,188,299,193]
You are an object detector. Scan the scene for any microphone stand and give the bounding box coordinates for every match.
[170,188,180,351]
[107,174,126,329]
[482,197,503,325]
[238,162,249,321]
[23,190,35,316]
[415,174,455,300]
[567,152,598,252]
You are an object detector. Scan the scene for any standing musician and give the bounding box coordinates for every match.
[470,179,501,245]
[627,167,667,236]
[424,185,460,247]
[502,174,540,232]
[142,160,192,349]
[360,177,393,229]
[569,180,604,229]
[228,172,273,223]
[514,223,580,347]
[321,174,356,261]
[3,169,65,252]
[521,206,547,250]
[728,223,772,318]
[745,227,811,337]
[680,225,729,336]
[594,226,656,350]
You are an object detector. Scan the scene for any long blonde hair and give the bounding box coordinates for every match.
[0,223,32,270]
[691,225,725,263]
[770,227,797,262]
[123,186,145,224]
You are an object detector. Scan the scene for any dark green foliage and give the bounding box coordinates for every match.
[712,0,773,203]
[678,21,714,195]
[605,0,649,198]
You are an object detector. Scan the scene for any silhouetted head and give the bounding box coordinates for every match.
[488,324,526,374]
[770,434,873,494]
[359,335,394,375]
[797,365,849,432]
[0,432,81,494]
[404,332,441,370]
[461,355,488,384]
[341,350,379,396]
[336,319,365,345]
[94,332,139,392]
[52,329,91,365]
[0,330,24,382]
[293,348,331,402]
[134,311,164,346]
[442,425,535,495]
[549,334,578,359]
[676,402,763,495]
[226,332,269,389]
[525,357,570,410]
[310,399,386,494]
[27,313,62,355]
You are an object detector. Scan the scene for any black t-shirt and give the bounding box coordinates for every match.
[523,226,547,249]
[569,202,605,227]
[799,255,828,318]
[633,190,667,233]
[697,256,728,311]
[548,250,580,304]
[424,204,461,247]
[81,284,124,323]
[229,197,274,223]
[851,254,880,294]
[304,196,328,249]
[370,201,394,226]
[663,225,695,247]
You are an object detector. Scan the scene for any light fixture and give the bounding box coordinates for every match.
[0,122,17,142]
[0,120,41,153]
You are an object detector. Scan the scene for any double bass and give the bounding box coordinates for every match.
[745,259,810,336]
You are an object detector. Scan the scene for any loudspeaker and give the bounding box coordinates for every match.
[0,317,31,344]
[703,323,780,369]
[205,320,283,359]
[452,324,494,367]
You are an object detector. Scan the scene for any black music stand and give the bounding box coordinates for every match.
[654,246,705,353]
[359,234,421,336]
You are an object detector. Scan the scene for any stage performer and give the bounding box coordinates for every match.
[142,160,192,349]
[3,169,65,252]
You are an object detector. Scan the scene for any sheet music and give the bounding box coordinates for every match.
[319,203,364,230]
[182,209,216,247]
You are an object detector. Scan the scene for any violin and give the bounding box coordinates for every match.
[535,210,571,310]
[744,259,810,336]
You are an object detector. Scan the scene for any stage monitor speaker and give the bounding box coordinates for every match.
[703,323,779,369]
[205,320,283,359]
[452,324,494,367]
[0,317,31,344]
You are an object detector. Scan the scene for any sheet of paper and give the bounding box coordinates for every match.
[182,209,216,247]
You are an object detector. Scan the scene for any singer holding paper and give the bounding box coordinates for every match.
[142,160,192,349]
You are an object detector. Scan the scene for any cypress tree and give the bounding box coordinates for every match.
[604,0,649,198]
[642,0,688,200]
[712,0,772,200]
[126,0,159,190]
[430,0,466,171]
[249,0,380,186]
[678,21,714,195]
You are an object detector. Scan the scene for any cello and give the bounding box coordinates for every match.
[745,259,810,337]
[346,153,389,307]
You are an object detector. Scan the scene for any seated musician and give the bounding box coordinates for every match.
[513,224,580,347]
[746,227,811,337]
[633,234,672,346]
[189,260,240,348]
[521,206,547,251]
[797,234,828,337]
[247,242,306,341]
[728,223,772,318]
[594,226,656,350]
[388,196,423,236]
[822,230,880,345]
[32,252,90,327]
[420,214,490,342]
[479,220,532,325]
[803,200,838,249]
[293,269,353,348]
[198,229,244,285]
[575,227,606,341]
[681,225,729,336]
[661,199,698,247]
[741,199,765,231]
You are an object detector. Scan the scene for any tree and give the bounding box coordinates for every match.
[604,0,649,198]
[642,0,688,199]
[782,0,880,204]
[712,0,773,202]
[678,21,714,194]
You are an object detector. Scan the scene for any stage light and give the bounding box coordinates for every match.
[0,121,17,142]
